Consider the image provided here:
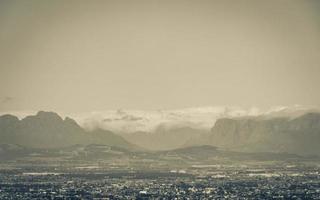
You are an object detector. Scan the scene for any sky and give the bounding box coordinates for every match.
[0,0,320,113]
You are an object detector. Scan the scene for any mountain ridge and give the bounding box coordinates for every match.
[0,111,137,150]
[205,112,320,155]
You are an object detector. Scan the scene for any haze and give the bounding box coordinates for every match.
[1,0,320,113]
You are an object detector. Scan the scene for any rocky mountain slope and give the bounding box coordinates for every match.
[0,111,136,149]
[207,113,320,155]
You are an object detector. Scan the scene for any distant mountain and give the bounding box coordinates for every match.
[2,110,320,156]
[0,111,136,149]
[122,126,208,150]
[205,112,320,155]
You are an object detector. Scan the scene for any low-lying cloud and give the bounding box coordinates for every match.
[70,105,319,134]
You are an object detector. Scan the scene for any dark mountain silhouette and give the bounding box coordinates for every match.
[0,111,136,149]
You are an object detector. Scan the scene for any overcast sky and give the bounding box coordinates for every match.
[0,0,320,112]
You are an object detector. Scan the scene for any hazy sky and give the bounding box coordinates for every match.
[0,0,320,112]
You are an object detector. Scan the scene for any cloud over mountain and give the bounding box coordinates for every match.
[70,105,319,134]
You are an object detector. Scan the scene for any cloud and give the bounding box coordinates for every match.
[72,105,320,134]
[71,106,263,133]
[102,114,144,122]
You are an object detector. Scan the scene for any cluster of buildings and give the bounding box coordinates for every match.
[0,164,319,199]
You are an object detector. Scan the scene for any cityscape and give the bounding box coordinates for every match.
[0,142,320,199]
[1,0,320,199]
[0,161,320,199]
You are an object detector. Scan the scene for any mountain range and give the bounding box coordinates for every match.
[0,111,136,149]
[120,112,320,155]
[204,113,320,155]
[1,110,320,156]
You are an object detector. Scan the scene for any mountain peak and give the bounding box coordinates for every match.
[0,114,19,122]
[35,111,63,121]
